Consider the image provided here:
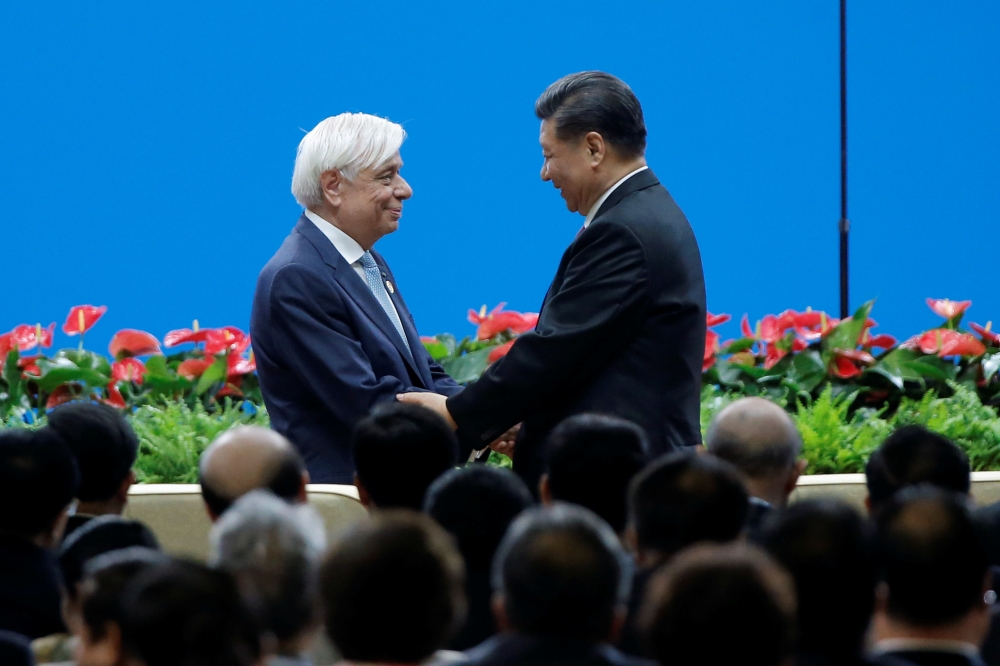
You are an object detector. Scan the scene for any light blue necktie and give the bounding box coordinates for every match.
[359,251,412,359]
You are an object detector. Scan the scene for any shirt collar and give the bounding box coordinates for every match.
[583,166,649,228]
[304,209,366,265]
[870,637,980,659]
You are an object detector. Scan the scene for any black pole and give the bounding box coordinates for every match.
[839,0,850,319]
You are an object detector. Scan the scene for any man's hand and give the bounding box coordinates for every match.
[396,392,457,429]
[489,424,519,459]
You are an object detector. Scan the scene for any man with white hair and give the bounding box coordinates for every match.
[251,113,462,483]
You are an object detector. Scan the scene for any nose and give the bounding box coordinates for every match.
[540,161,550,182]
[395,176,412,200]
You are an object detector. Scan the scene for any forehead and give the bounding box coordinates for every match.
[539,120,555,146]
[371,152,403,172]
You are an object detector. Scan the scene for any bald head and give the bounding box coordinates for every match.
[705,398,804,508]
[199,426,308,520]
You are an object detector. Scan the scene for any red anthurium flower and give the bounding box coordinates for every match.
[63,305,107,336]
[177,358,214,380]
[217,378,245,399]
[831,355,862,379]
[971,322,1000,346]
[740,314,754,338]
[0,332,11,359]
[164,328,212,347]
[703,330,720,372]
[764,345,787,370]
[939,332,986,358]
[759,314,795,343]
[104,384,127,409]
[46,384,80,409]
[834,348,876,365]
[706,312,731,327]
[204,327,248,355]
[488,340,515,364]
[926,298,972,320]
[18,355,41,377]
[796,313,840,342]
[227,350,256,379]
[793,310,824,328]
[109,330,161,358]
[865,333,897,350]
[111,358,146,384]
[10,323,55,352]
[468,304,539,341]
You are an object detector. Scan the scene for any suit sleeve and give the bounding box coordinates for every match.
[267,263,414,421]
[446,221,650,446]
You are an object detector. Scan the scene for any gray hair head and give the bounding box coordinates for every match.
[705,397,803,479]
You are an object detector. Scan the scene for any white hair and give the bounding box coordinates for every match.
[290,112,406,209]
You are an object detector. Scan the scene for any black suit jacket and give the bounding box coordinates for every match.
[447,169,706,491]
[463,633,654,666]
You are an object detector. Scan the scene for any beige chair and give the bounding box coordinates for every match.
[124,484,368,560]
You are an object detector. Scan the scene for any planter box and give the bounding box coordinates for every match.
[790,471,1000,510]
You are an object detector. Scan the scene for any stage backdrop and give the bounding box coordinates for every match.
[1,1,997,351]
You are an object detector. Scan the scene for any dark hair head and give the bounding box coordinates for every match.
[640,543,796,666]
[79,547,171,642]
[876,486,988,625]
[544,414,649,533]
[353,403,459,510]
[535,71,647,159]
[0,630,33,666]
[493,503,632,642]
[320,510,465,663]
[628,452,749,556]
[120,559,261,666]
[47,402,138,502]
[59,515,160,599]
[424,466,533,572]
[866,426,970,510]
[705,397,803,478]
[0,426,79,537]
[761,500,876,657]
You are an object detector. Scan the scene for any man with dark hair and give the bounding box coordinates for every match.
[618,451,749,655]
[0,427,79,639]
[870,488,992,666]
[639,543,796,666]
[320,511,466,664]
[199,426,309,521]
[761,500,878,666]
[865,425,970,513]
[47,402,139,539]
[465,503,649,666]
[352,403,458,510]
[120,559,261,666]
[424,466,534,650]
[705,397,807,533]
[539,414,649,533]
[400,71,706,495]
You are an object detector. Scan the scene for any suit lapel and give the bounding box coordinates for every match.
[373,251,434,388]
[294,216,426,384]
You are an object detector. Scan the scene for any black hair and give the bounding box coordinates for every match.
[761,500,876,657]
[493,503,632,642]
[353,403,459,510]
[0,426,79,537]
[47,402,139,502]
[80,547,171,642]
[424,465,533,572]
[58,515,160,600]
[120,559,261,666]
[544,414,649,533]
[0,629,33,666]
[535,71,647,158]
[320,511,465,663]
[628,451,749,556]
[876,486,989,625]
[640,544,796,666]
[866,425,970,510]
[199,446,304,517]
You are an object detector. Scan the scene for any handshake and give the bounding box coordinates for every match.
[397,392,518,459]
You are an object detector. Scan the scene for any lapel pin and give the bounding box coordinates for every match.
[386,280,395,294]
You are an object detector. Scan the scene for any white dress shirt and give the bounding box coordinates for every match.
[583,165,649,228]
[304,210,403,321]
[870,637,980,660]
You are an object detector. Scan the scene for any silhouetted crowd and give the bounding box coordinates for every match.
[2,398,1000,666]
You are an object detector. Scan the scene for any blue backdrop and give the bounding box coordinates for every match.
[2,2,997,352]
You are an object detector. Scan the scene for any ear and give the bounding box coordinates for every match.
[116,469,136,506]
[607,605,628,643]
[86,621,123,666]
[538,474,553,505]
[583,131,606,166]
[319,169,345,207]
[297,470,310,504]
[783,459,808,497]
[204,502,220,523]
[864,494,872,516]
[47,505,72,547]
[491,593,510,632]
[354,473,372,509]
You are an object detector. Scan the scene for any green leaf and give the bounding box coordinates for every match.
[144,355,173,379]
[35,356,110,391]
[983,353,1000,383]
[904,358,957,382]
[867,348,923,389]
[823,300,874,353]
[439,347,493,384]
[788,350,827,392]
[195,356,228,395]
[421,338,450,361]
[721,338,755,354]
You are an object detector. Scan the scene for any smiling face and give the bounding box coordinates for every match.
[539,120,604,215]
[321,152,412,249]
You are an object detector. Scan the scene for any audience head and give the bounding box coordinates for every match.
[120,559,261,666]
[627,451,749,565]
[76,547,170,666]
[874,487,991,641]
[199,426,308,521]
[353,403,459,510]
[866,425,970,513]
[47,402,138,512]
[761,500,876,657]
[705,397,806,508]
[493,503,633,643]
[640,543,796,666]
[0,426,79,546]
[424,466,533,573]
[210,490,326,654]
[320,511,465,664]
[540,414,649,533]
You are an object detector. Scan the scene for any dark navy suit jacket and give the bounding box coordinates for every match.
[250,215,462,483]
